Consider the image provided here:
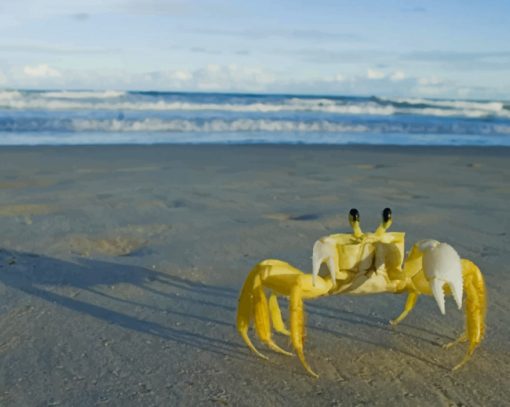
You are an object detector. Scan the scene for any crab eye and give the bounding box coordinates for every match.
[349,208,360,222]
[382,207,392,222]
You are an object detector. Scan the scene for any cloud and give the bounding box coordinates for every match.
[71,12,90,21]
[417,76,443,86]
[403,50,510,62]
[284,47,510,74]
[401,50,510,71]
[289,48,392,65]
[118,0,192,16]
[2,62,508,100]
[0,41,118,55]
[188,28,361,42]
[171,70,192,81]
[0,0,192,18]
[190,47,221,55]
[390,71,406,81]
[367,69,385,80]
[23,64,61,78]
[191,64,275,91]
[136,64,276,92]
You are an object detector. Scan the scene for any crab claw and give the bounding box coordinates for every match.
[418,240,463,315]
[312,239,337,286]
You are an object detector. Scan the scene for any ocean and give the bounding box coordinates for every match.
[0,90,509,146]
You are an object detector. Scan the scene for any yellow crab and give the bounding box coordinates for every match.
[236,208,487,377]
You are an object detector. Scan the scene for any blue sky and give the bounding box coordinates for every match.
[0,0,509,99]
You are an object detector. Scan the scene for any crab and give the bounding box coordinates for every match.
[236,208,487,377]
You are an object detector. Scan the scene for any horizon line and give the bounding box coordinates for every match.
[1,87,508,103]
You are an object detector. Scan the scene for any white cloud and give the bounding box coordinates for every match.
[390,70,405,81]
[417,76,443,86]
[413,86,445,96]
[0,0,214,20]
[170,70,192,81]
[456,88,472,98]
[191,64,275,91]
[2,62,507,99]
[0,41,118,55]
[367,69,385,80]
[23,64,61,78]
[413,76,448,96]
[125,64,277,92]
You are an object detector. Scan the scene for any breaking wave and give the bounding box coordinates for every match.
[0,89,509,145]
[1,117,509,135]
[0,90,508,119]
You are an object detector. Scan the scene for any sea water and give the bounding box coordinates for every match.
[0,90,509,145]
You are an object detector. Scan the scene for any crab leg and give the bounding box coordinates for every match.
[450,259,487,370]
[390,291,419,326]
[443,333,468,349]
[287,273,334,377]
[236,261,307,360]
[290,283,318,378]
[237,260,332,376]
[237,265,268,359]
[269,293,290,336]
[252,276,293,356]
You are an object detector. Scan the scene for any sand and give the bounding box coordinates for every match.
[0,145,509,406]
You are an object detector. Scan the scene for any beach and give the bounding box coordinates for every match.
[0,144,509,406]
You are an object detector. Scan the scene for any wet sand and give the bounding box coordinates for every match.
[0,145,509,406]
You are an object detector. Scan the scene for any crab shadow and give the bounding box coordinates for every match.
[0,248,455,371]
[0,248,246,359]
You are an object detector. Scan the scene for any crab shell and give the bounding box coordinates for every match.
[312,231,405,286]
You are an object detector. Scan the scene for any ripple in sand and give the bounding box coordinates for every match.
[0,179,54,190]
[65,224,172,256]
[115,166,159,173]
[69,236,148,257]
[0,204,53,216]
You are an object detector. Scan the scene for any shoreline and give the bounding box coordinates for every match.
[2,143,510,153]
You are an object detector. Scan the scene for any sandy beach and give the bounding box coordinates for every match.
[0,144,509,406]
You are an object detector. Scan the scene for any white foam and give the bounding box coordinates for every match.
[392,97,504,112]
[63,119,510,134]
[70,118,371,133]
[0,91,509,120]
[494,124,510,134]
[41,90,126,99]
[1,131,509,146]
[0,90,23,100]
[0,97,396,115]
[3,117,509,135]
[406,107,508,119]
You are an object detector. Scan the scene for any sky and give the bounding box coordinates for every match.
[0,0,509,99]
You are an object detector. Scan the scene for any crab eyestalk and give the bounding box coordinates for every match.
[375,207,392,235]
[349,208,363,238]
